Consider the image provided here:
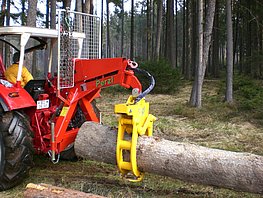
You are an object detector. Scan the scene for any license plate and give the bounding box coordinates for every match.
[37,99,49,109]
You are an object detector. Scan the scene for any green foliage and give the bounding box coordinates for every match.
[233,75,263,113]
[138,59,181,94]
[102,60,181,95]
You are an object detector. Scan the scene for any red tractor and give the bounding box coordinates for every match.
[0,10,154,190]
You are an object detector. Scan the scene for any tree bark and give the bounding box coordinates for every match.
[211,0,219,78]
[63,0,71,9]
[0,0,6,26]
[26,0,37,74]
[155,0,162,60]
[185,0,191,80]
[165,0,175,67]
[100,0,104,57]
[146,0,152,61]
[190,0,197,78]
[182,0,186,74]
[225,0,233,103]
[24,183,104,198]
[75,122,263,194]
[21,0,26,25]
[130,0,134,59]
[120,0,124,57]
[75,0,82,12]
[106,0,111,58]
[45,0,49,28]
[83,0,91,14]
[50,0,56,29]
[201,0,216,80]
[190,0,203,108]
[189,0,216,108]
[245,1,252,75]
[27,0,37,27]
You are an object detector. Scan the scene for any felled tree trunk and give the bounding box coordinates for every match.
[75,122,263,194]
[24,183,105,198]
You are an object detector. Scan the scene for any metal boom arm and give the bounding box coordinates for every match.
[49,57,143,160]
[73,57,142,92]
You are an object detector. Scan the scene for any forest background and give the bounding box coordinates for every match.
[1,0,263,109]
[1,0,263,197]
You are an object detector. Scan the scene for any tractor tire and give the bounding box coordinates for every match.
[60,101,100,161]
[0,110,34,191]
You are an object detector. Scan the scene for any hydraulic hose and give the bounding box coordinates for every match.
[132,67,155,103]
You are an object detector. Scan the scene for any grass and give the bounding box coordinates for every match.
[0,79,263,197]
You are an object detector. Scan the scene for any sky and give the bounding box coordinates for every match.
[5,0,133,26]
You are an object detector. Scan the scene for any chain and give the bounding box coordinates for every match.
[48,150,60,164]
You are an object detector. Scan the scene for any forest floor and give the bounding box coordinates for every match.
[1,80,263,197]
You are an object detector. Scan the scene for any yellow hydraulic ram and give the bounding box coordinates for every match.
[115,95,156,182]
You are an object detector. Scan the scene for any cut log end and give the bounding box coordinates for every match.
[24,183,105,198]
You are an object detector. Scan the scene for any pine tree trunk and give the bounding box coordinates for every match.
[190,0,203,108]
[84,0,91,14]
[185,0,191,80]
[0,0,6,26]
[45,0,49,28]
[50,0,56,29]
[190,0,197,78]
[190,0,216,108]
[27,0,37,27]
[63,0,71,9]
[26,0,37,74]
[201,0,216,79]
[21,0,26,25]
[130,0,134,59]
[146,0,152,61]
[100,0,104,57]
[75,0,82,12]
[90,0,94,15]
[120,0,124,57]
[165,0,175,67]
[225,0,233,103]
[155,0,162,60]
[245,1,252,75]
[212,1,219,78]
[106,0,111,58]
[50,0,57,74]
[75,122,263,195]
[182,0,186,74]
[175,0,178,67]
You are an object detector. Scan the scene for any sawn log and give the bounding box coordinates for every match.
[75,121,263,194]
[24,183,105,198]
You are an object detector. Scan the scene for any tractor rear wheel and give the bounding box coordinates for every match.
[0,110,34,190]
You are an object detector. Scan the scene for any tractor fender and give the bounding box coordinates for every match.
[0,84,36,111]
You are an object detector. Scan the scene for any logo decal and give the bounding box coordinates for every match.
[96,76,114,87]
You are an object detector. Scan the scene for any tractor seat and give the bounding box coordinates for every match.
[24,79,46,100]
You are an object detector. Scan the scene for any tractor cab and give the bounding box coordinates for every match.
[0,27,56,89]
[0,26,86,111]
[0,26,84,87]
[0,8,101,91]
